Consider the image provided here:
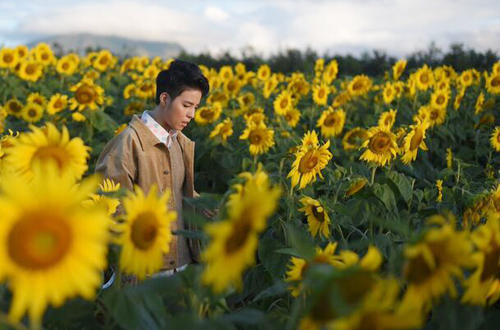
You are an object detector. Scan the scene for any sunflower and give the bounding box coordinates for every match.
[0,162,109,326]
[475,92,485,115]
[490,127,500,152]
[209,118,233,142]
[21,103,44,123]
[316,107,346,138]
[72,112,86,122]
[219,65,234,81]
[288,136,332,189]
[453,88,465,110]
[257,64,271,81]
[401,120,430,164]
[430,89,450,110]
[244,111,266,126]
[5,99,23,118]
[360,126,398,166]
[238,92,255,110]
[56,55,78,76]
[462,218,500,305]
[69,78,105,111]
[18,60,43,82]
[202,169,280,293]
[400,213,473,313]
[485,73,500,95]
[123,101,144,116]
[33,43,55,67]
[113,185,175,280]
[283,108,301,128]
[312,82,330,106]
[239,122,275,156]
[0,47,19,69]
[263,75,279,99]
[459,70,474,88]
[446,148,453,169]
[378,109,397,130]
[345,178,368,197]
[92,50,115,71]
[223,77,241,98]
[332,91,351,108]
[274,90,293,115]
[27,92,47,108]
[299,196,331,239]
[347,75,372,97]
[382,83,396,104]
[83,178,122,217]
[342,127,368,150]
[330,277,422,330]
[195,102,223,125]
[322,60,338,84]
[47,93,69,115]
[134,79,156,99]
[393,59,407,80]
[436,180,443,202]
[427,106,447,128]
[299,130,320,151]
[5,123,90,181]
[414,65,434,91]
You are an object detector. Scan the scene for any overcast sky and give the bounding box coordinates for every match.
[1,0,499,57]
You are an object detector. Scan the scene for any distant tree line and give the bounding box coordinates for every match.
[177,42,499,76]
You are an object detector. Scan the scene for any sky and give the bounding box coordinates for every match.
[0,0,499,58]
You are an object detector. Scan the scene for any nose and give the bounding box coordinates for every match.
[187,107,195,119]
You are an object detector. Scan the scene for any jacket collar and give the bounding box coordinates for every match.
[129,115,193,152]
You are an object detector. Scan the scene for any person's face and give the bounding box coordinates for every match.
[160,88,202,131]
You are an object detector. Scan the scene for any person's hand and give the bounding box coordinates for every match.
[202,208,218,219]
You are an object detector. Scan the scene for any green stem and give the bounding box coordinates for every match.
[370,166,377,186]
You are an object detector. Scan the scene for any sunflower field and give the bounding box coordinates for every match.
[1,43,500,330]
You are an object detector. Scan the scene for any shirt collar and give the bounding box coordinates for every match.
[140,110,178,146]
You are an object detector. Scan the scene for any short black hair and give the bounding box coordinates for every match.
[155,59,210,104]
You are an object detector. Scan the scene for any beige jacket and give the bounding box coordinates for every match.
[95,114,202,263]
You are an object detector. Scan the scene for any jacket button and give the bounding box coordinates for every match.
[164,170,169,175]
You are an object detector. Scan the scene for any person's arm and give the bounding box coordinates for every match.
[95,153,136,192]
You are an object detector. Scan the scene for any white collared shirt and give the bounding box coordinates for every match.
[140,110,178,149]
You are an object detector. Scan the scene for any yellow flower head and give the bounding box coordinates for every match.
[378,109,397,130]
[202,168,280,293]
[274,89,293,115]
[342,127,368,151]
[299,196,331,239]
[401,213,473,313]
[47,93,69,115]
[0,162,109,326]
[0,47,19,69]
[347,75,372,97]
[5,123,90,181]
[312,82,330,106]
[239,122,275,156]
[115,185,176,280]
[288,132,332,189]
[209,118,234,142]
[21,102,44,123]
[69,78,105,111]
[194,102,222,125]
[316,107,346,138]
[401,119,430,164]
[360,126,398,166]
[490,126,500,152]
[393,59,407,80]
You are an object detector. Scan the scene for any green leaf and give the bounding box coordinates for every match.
[372,183,398,214]
[387,171,413,204]
[258,236,290,277]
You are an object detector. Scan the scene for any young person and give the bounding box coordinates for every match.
[95,59,214,277]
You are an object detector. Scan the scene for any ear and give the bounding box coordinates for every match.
[160,92,171,106]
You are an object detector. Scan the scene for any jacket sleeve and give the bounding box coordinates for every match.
[95,153,136,192]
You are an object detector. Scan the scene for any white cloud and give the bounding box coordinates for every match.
[2,0,499,57]
[204,6,230,22]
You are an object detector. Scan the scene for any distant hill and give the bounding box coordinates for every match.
[27,33,184,59]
